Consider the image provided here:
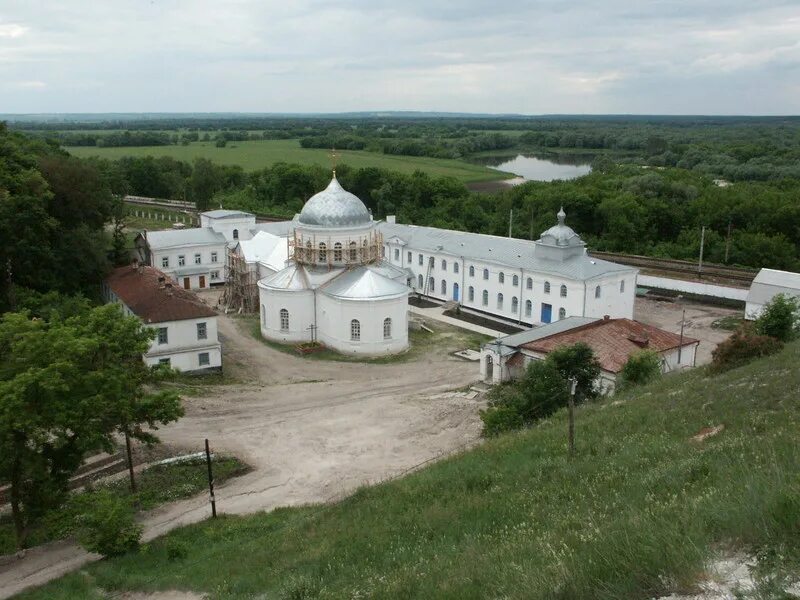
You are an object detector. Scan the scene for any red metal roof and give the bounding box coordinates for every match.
[520,318,699,373]
[106,265,216,324]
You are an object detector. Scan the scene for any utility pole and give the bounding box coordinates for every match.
[125,432,137,493]
[567,378,577,456]
[508,208,513,238]
[724,217,732,264]
[677,307,686,364]
[698,226,706,278]
[205,438,217,518]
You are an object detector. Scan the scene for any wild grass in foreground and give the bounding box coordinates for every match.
[18,342,800,599]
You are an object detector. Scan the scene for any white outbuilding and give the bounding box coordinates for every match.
[745,268,800,320]
[257,176,410,355]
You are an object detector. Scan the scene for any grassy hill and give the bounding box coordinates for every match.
[19,343,800,599]
[65,139,511,184]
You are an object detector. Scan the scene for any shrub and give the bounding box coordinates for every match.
[480,405,524,437]
[710,326,783,373]
[165,538,189,561]
[70,491,142,557]
[618,350,662,389]
[755,293,800,342]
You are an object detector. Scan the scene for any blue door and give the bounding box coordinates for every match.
[453,282,460,301]
[541,303,552,323]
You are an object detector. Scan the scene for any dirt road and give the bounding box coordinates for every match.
[1,315,483,598]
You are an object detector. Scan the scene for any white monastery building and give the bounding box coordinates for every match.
[745,268,800,320]
[132,176,639,354]
[104,265,222,372]
[257,176,410,355]
[480,316,699,394]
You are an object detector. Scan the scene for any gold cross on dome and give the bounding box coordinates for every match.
[328,147,340,175]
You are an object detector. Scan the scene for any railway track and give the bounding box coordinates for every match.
[589,250,757,286]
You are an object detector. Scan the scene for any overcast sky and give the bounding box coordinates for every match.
[1,0,799,115]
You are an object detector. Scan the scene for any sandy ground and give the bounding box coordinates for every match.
[0,314,483,599]
[634,297,741,365]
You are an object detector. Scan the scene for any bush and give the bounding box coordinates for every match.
[618,350,662,389]
[165,538,189,561]
[755,294,800,342]
[710,326,784,373]
[70,491,142,557]
[480,404,524,437]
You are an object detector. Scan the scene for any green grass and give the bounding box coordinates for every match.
[17,343,800,599]
[66,139,512,183]
[237,314,490,365]
[712,315,745,331]
[0,456,250,556]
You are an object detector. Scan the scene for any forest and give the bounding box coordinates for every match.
[4,115,800,271]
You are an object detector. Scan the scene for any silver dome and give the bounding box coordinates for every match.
[298,176,372,227]
[539,207,583,247]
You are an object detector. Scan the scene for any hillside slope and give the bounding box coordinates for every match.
[19,343,800,599]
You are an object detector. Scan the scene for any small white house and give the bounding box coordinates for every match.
[480,315,699,394]
[745,268,800,320]
[104,265,222,372]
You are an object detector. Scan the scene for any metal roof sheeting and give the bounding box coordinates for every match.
[747,268,800,306]
[201,209,253,219]
[321,267,409,301]
[145,228,226,250]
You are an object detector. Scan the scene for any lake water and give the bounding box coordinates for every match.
[484,154,592,182]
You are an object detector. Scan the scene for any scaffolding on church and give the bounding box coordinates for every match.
[221,246,259,314]
[289,229,384,268]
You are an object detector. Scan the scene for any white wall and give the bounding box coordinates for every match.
[201,215,256,242]
[385,240,635,324]
[638,275,748,302]
[258,287,316,343]
[144,316,222,372]
[317,294,409,355]
[151,242,226,289]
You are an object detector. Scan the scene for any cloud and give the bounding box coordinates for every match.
[0,0,797,113]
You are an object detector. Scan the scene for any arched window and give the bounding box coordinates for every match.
[429,277,435,292]
[349,241,357,261]
[418,274,423,288]
[361,239,368,260]
[232,229,239,240]
[394,248,399,261]
[512,274,519,287]
[526,277,533,290]
[453,282,459,300]
[483,268,489,280]
[261,304,266,323]
[441,279,447,294]
[334,242,342,262]
[482,290,488,306]
[525,300,532,317]
[468,286,474,302]
[499,272,505,284]
[454,262,459,274]
[497,293,504,310]
[418,254,424,266]
[620,280,625,293]
[544,281,551,294]
[559,308,566,320]
[318,242,327,262]
[511,296,518,313]
[383,317,392,340]
[305,241,312,262]
[595,285,601,298]
[441,259,447,271]
[350,319,361,341]
[469,266,475,277]
[279,308,289,332]
[560,284,567,298]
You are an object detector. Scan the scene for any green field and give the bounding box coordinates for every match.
[19,342,800,599]
[66,139,512,183]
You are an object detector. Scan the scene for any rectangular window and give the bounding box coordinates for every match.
[157,327,168,345]
[158,358,171,366]
[194,253,201,264]
[161,257,169,268]
[211,252,218,263]
[211,270,220,280]
[198,352,210,366]
[418,254,423,266]
[178,255,185,267]
[197,322,207,340]
[407,251,412,263]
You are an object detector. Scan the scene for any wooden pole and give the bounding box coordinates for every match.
[568,378,577,456]
[125,431,137,493]
[205,438,217,518]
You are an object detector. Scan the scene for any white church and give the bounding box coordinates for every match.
[135,173,637,357]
